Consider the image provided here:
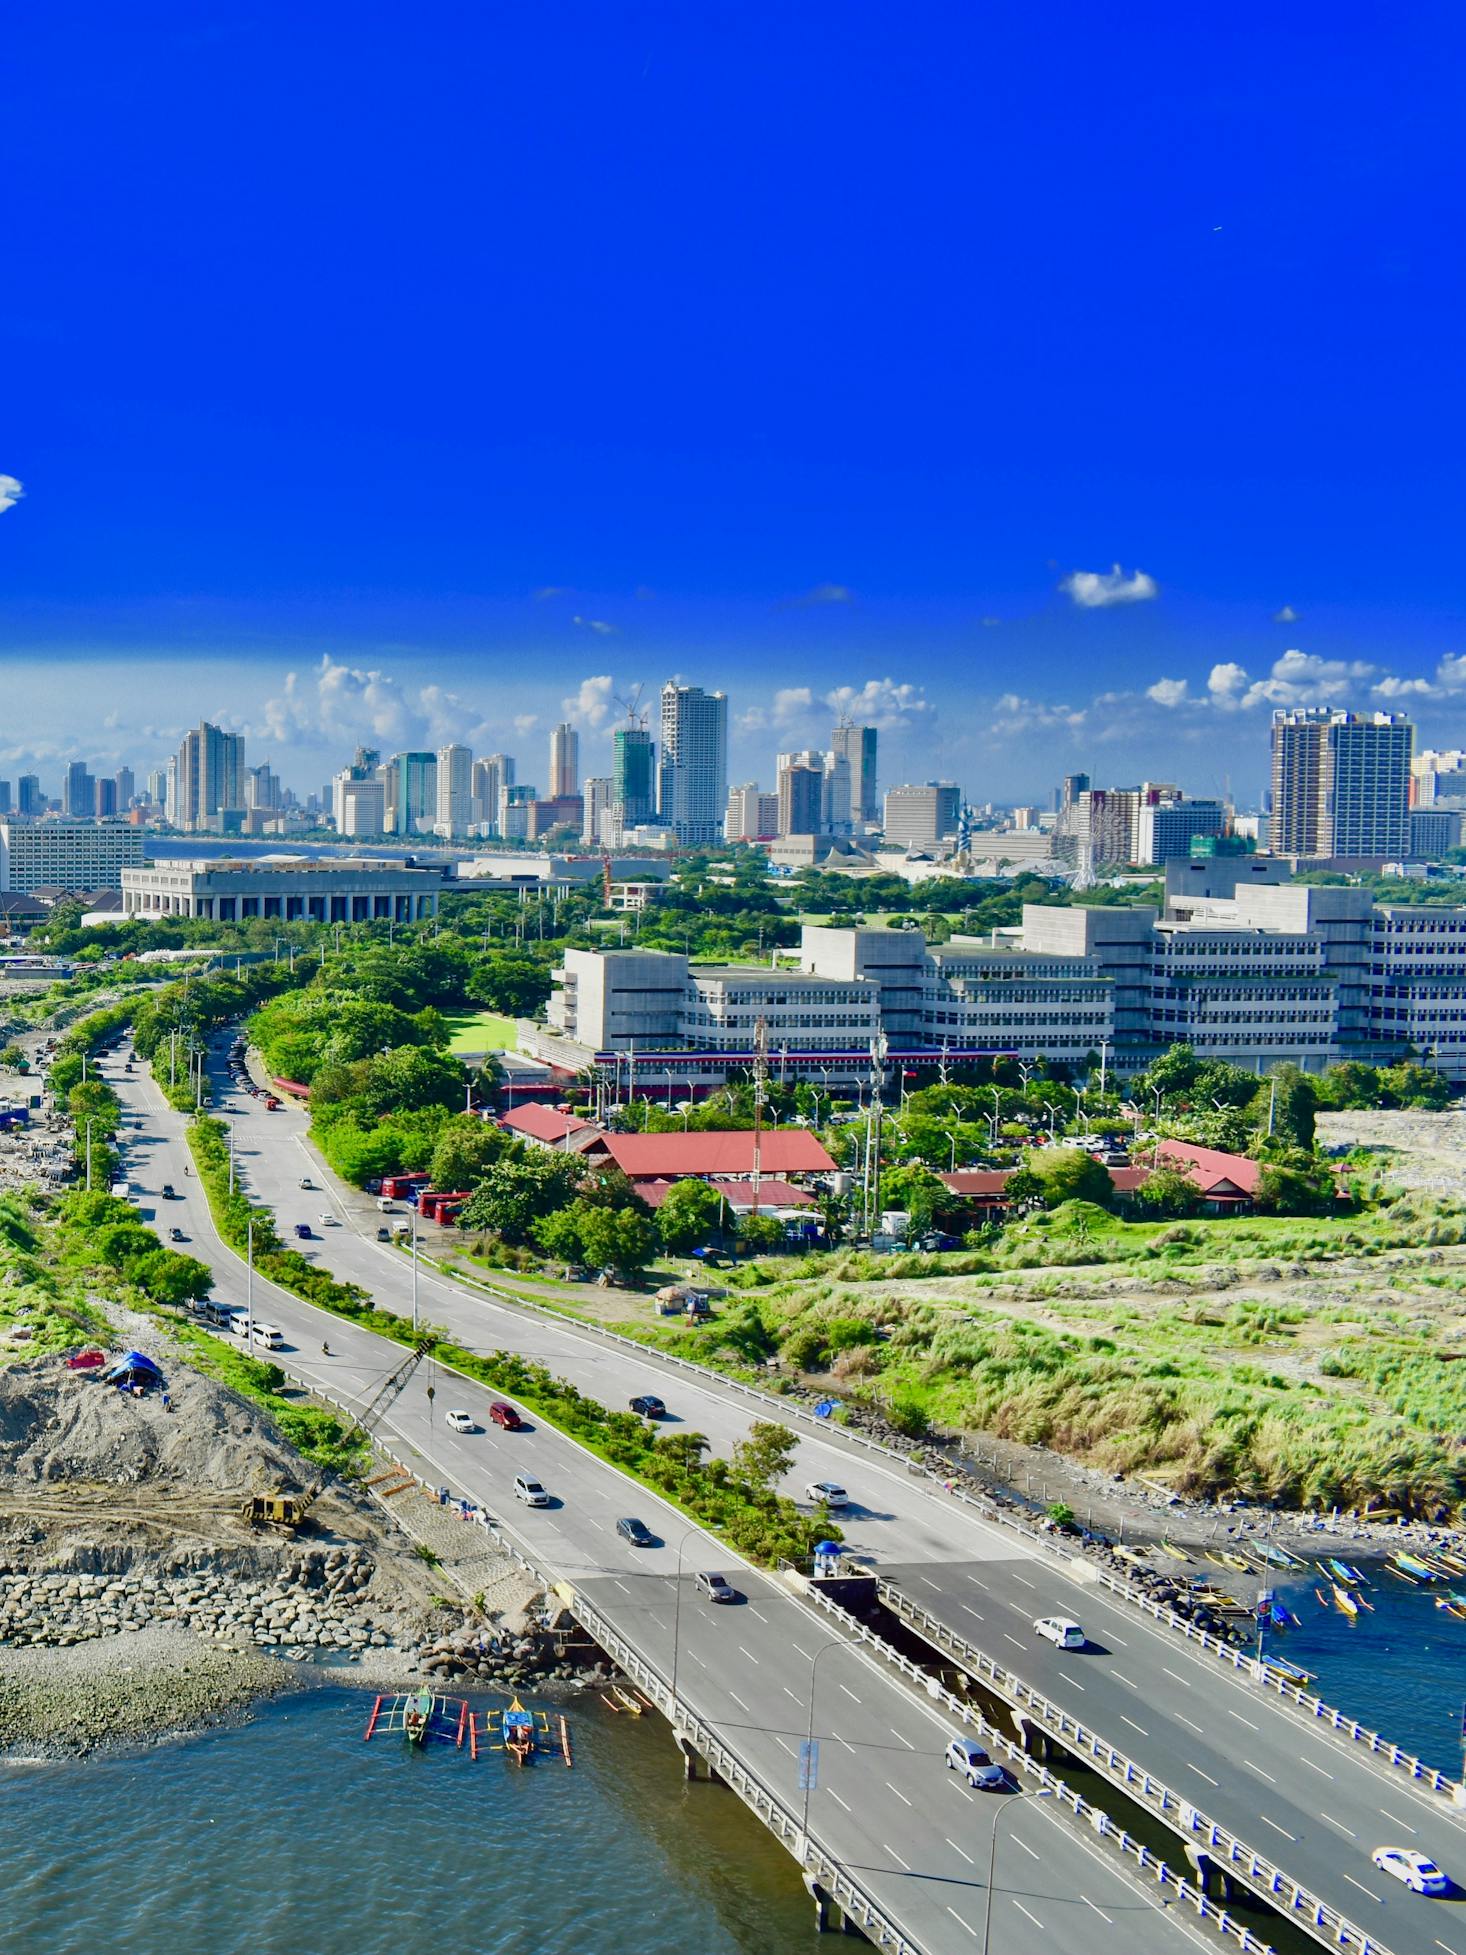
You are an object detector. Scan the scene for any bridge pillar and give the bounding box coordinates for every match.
[1012,1712,1049,1760]
[801,1876,870,1939]
[1183,1845,1231,1899]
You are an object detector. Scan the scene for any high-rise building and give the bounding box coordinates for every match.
[1412,749,1466,809]
[336,776,386,837]
[0,782,10,816]
[63,760,95,818]
[612,727,655,826]
[245,764,281,812]
[777,752,826,837]
[15,776,42,818]
[582,776,615,845]
[470,754,514,833]
[174,722,245,832]
[822,750,853,835]
[144,769,167,808]
[1270,709,1412,859]
[548,724,579,799]
[0,820,144,894]
[883,782,961,850]
[93,778,117,819]
[1059,781,1183,874]
[831,723,878,825]
[499,782,537,842]
[1135,798,1227,865]
[658,683,728,845]
[724,784,778,843]
[1058,772,1090,815]
[435,744,473,834]
[380,751,437,836]
[113,767,135,810]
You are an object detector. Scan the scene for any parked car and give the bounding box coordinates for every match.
[513,1473,551,1507]
[489,1402,523,1431]
[695,1571,736,1603]
[317,1212,337,1226]
[375,1225,392,1241]
[161,1183,176,1199]
[629,1394,667,1419]
[294,1223,312,1239]
[805,1480,849,1507]
[299,1177,313,1189]
[945,1738,1006,1791]
[1033,1617,1086,1650]
[616,1517,656,1547]
[1372,1848,1449,1895]
[444,1410,476,1434]
[250,1323,285,1350]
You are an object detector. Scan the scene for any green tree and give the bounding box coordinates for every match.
[1131,1163,1202,1218]
[133,1249,213,1306]
[457,1152,584,1242]
[575,1204,657,1278]
[1256,1158,1338,1216]
[93,1221,160,1271]
[428,1113,512,1191]
[0,1044,28,1071]
[467,954,553,1017]
[881,1161,962,1236]
[1253,1065,1317,1150]
[655,1179,728,1253]
[737,1213,787,1255]
[1028,1147,1112,1208]
[731,1420,799,1491]
[1378,1062,1452,1111]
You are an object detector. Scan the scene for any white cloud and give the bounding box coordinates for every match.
[1208,662,1250,708]
[1059,563,1159,608]
[571,615,617,636]
[513,713,539,738]
[1274,604,1299,623]
[823,677,932,730]
[1240,648,1375,709]
[561,675,616,730]
[1147,678,1190,708]
[0,475,23,515]
[737,686,816,736]
[990,693,1087,736]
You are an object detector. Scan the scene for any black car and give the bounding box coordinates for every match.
[161,1184,177,1199]
[168,1227,186,1243]
[629,1394,667,1419]
[616,1517,656,1548]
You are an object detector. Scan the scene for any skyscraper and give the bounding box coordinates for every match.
[776,751,827,837]
[114,767,135,810]
[93,778,117,819]
[174,722,245,831]
[883,782,961,850]
[245,764,281,812]
[658,683,728,845]
[16,776,42,818]
[548,723,579,799]
[582,776,615,845]
[62,760,95,818]
[1270,709,1412,859]
[471,754,514,833]
[381,752,438,836]
[831,723,878,825]
[435,743,473,834]
[612,727,655,826]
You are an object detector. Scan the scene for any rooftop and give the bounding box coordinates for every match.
[583,1128,836,1179]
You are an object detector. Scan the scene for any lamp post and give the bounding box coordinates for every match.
[246,1218,254,1346]
[229,1125,235,1195]
[799,1641,847,1858]
[983,1788,1053,1953]
[669,1524,708,1706]
[411,1207,419,1333]
[85,1118,93,1192]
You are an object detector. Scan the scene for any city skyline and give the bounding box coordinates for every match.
[5,7,1466,800]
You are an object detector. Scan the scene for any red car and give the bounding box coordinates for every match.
[488,1402,523,1431]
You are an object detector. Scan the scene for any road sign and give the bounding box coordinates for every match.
[799,1739,820,1791]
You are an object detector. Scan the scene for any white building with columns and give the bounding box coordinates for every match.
[121,858,443,924]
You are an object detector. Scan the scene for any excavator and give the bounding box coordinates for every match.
[242,1338,436,1529]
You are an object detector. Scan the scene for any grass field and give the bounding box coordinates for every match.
[442,1009,518,1054]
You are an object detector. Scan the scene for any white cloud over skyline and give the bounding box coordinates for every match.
[1059,563,1159,608]
[0,476,23,516]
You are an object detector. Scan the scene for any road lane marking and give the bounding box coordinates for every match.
[1011,1835,1040,1861]
[829,1790,851,1812]
[729,1691,751,1713]
[1083,1897,1115,1924]
[738,1646,759,1663]
[1258,1815,1296,1841]
[839,1685,861,1702]
[747,1607,768,1623]
[1012,1901,1044,1930]
[883,1843,911,1870]
[920,1576,940,1589]
[1342,1874,1381,1902]
[1175,1712,1204,1734]
[945,1837,975,1865]
[1162,1667,1191,1688]
[884,1782,913,1806]
[1302,1757,1333,1778]
[1112,1671,1139,1688]
[1226,1709,1258,1730]
[1378,1807,1416,1834]
[1003,1634,1026,1652]
[792,1642,814,1659]
[1433,1938,1460,1955]
[1244,1760,1276,1783]
[888,1728,914,1748]
[1011,1574,1035,1589]
[945,1905,976,1937]
[962,1604,985,1622]
[773,1736,795,1756]
[1121,1715,1148,1736]
[1320,1812,1357,1837]
[1187,1764,1219,1786]
[783,1687,802,1704]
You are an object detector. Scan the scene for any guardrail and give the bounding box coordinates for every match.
[803,1585,1283,1955]
[440,1260,1460,1799]
[869,1583,1384,1955]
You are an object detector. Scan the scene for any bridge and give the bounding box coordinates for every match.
[90,1036,1466,1954]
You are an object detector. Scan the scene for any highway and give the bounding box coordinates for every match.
[98,1047,1222,1955]
[144,1042,1466,1955]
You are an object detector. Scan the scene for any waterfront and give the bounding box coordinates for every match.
[10,1688,814,1955]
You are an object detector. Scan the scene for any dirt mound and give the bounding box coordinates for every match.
[0,1353,311,1496]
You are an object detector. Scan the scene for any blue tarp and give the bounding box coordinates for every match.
[101,1351,165,1383]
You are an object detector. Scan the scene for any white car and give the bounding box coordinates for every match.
[945,1738,1005,1791]
[317,1212,338,1226]
[1372,1847,1449,1895]
[444,1409,476,1434]
[805,1480,849,1507]
[250,1323,285,1350]
[1033,1616,1086,1650]
[513,1473,551,1507]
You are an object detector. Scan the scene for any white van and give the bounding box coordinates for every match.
[375,1196,396,1212]
[250,1323,285,1350]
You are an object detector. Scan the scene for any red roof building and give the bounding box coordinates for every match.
[581,1129,836,1182]
[1153,1140,1262,1204]
[499,1103,598,1149]
[634,1176,817,1213]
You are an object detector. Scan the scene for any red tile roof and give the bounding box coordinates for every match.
[634,1176,816,1211]
[586,1129,835,1179]
[1155,1140,1262,1197]
[500,1103,596,1146]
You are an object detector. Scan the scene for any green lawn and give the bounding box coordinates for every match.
[442,1008,518,1054]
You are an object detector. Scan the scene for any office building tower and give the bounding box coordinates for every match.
[380,751,437,836]
[174,721,245,832]
[883,782,961,850]
[499,783,537,842]
[93,778,117,819]
[335,776,386,837]
[245,764,281,812]
[1059,781,1183,874]
[16,776,42,818]
[63,760,95,818]
[1270,709,1412,859]
[548,723,579,799]
[822,750,853,835]
[113,767,134,810]
[0,820,144,894]
[612,727,655,826]
[724,784,779,843]
[144,768,167,808]
[1412,749,1466,809]
[435,743,473,834]
[471,754,514,833]
[1058,772,1090,815]
[658,683,728,845]
[583,776,615,845]
[0,782,9,816]
[1135,797,1227,865]
[777,752,827,837]
[831,723,878,825]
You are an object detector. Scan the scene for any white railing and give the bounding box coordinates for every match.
[867,1583,1385,1955]
[439,1260,1459,1798]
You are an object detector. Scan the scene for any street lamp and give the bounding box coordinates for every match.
[799,1640,847,1857]
[411,1207,419,1332]
[983,1787,1053,1953]
[669,1523,710,1705]
[85,1117,93,1192]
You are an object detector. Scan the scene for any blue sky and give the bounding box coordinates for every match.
[5,2,1465,804]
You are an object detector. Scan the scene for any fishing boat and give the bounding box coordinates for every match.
[1115,1545,1151,1568]
[482,1695,573,1767]
[503,1699,535,1766]
[1269,1601,1300,1629]
[363,1690,479,1757]
[1391,1552,1446,1584]
[1261,1655,1316,1687]
[1252,1541,1302,1570]
[1432,1549,1466,1577]
[1333,1583,1361,1618]
[1159,1540,1192,1563]
[600,1684,645,1715]
[1320,1557,1369,1587]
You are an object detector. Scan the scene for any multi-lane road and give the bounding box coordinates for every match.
[98,1044,1224,1955]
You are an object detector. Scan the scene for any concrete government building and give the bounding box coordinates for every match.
[121,858,442,923]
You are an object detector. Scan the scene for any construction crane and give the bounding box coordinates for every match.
[242,1338,437,1529]
[613,684,648,729]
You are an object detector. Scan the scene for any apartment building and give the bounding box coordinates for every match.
[1269,708,1412,859]
[0,821,145,894]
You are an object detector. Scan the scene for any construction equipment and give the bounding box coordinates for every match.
[242,1339,436,1529]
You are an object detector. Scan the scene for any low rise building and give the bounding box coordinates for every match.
[0,820,145,895]
[120,857,443,923]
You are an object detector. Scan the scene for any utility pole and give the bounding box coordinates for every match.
[750,1016,768,1216]
[411,1209,419,1332]
[246,1218,254,1345]
[863,1030,888,1238]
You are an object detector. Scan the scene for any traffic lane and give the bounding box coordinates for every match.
[887,1563,1465,1955]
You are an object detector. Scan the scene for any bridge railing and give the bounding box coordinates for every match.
[449,1263,1458,1798]
[841,1581,1385,1955]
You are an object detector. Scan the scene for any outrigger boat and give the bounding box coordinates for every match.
[600,1684,649,1715]
[1207,1549,1251,1573]
[1269,1601,1300,1629]
[1159,1541,1192,1563]
[1332,1583,1373,1617]
[482,1694,573,1768]
[1319,1557,1369,1587]
[1390,1552,1445,1584]
[1261,1655,1316,1687]
[364,1689,480,1757]
[1252,1541,1302,1570]
[1435,1593,1466,1620]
